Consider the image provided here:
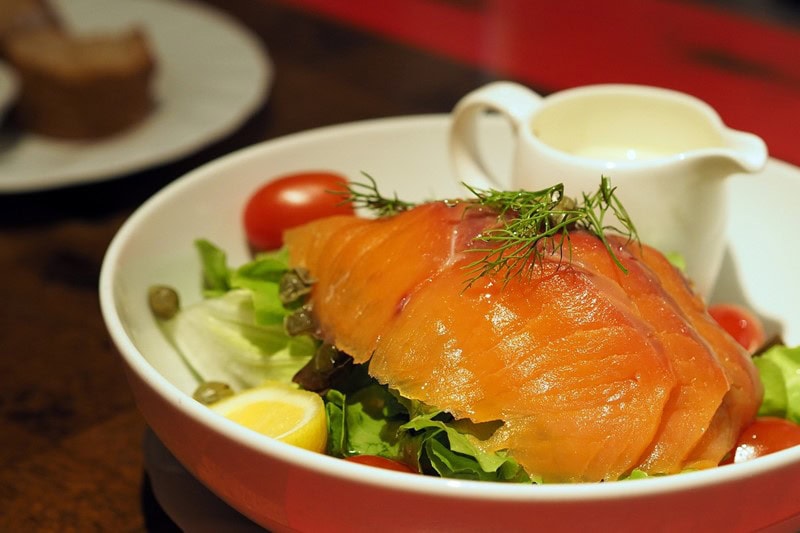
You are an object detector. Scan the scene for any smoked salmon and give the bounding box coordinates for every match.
[284,200,762,482]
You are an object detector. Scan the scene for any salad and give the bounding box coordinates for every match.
[149,172,800,483]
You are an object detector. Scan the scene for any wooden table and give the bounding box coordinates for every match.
[0,0,797,530]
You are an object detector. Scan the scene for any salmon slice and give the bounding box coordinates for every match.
[630,240,763,468]
[567,234,752,474]
[284,201,762,482]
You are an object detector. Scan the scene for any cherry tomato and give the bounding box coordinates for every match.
[708,303,766,353]
[344,455,416,473]
[723,417,800,464]
[243,172,354,251]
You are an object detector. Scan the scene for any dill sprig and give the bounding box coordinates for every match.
[339,174,638,286]
[341,173,415,217]
[463,176,638,287]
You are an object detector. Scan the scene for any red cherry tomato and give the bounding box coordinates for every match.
[723,417,800,464]
[708,303,766,353]
[243,172,354,251]
[344,455,415,473]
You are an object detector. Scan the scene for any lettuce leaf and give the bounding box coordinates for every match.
[325,384,406,459]
[162,289,315,389]
[196,238,231,295]
[196,240,295,324]
[664,251,686,272]
[753,344,800,423]
[400,412,533,483]
[160,241,315,389]
[324,373,532,483]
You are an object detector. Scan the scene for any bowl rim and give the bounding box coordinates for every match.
[99,113,800,504]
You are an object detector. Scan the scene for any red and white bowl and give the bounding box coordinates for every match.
[100,115,800,532]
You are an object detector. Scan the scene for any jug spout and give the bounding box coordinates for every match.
[719,129,768,174]
[691,129,767,180]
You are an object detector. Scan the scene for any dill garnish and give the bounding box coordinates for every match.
[463,176,638,287]
[342,173,415,217]
[341,174,638,285]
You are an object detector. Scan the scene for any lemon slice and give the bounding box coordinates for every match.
[210,381,327,453]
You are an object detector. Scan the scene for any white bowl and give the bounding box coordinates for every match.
[100,115,800,533]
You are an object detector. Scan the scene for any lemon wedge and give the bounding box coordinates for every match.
[210,381,327,453]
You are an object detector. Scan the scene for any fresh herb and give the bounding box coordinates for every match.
[464,176,638,286]
[341,173,415,217]
[341,175,638,285]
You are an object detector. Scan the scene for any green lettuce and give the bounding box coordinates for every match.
[664,251,686,272]
[326,382,406,459]
[177,240,800,483]
[753,344,800,423]
[324,373,532,483]
[160,241,315,389]
[400,411,533,483]
[196,239,295,324]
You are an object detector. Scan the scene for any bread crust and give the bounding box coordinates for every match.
[1,0,157,140]
[4,27,156,139]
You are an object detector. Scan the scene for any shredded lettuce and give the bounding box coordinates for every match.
[753,344,800,424]
[159,241,315,389]
[162,289,315,389]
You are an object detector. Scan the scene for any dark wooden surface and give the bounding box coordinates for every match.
[0,0,797,530]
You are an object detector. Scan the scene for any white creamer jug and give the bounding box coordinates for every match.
[450,81,768,297]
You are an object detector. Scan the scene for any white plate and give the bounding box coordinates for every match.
[0,0,272,193]
[0,62,18,125]
[102,114,800,532]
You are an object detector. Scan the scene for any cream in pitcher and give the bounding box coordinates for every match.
[449,81,768,297]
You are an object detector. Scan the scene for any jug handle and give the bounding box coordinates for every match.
[449,81,543,190]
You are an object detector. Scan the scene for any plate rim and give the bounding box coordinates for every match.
[0,0,273,193]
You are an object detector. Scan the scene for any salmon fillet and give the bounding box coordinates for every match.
[284,201,762,482]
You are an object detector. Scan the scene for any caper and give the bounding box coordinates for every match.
[279,268,315,304]
[148,285,180,320]
[193,381,234,405]
[313,343,344,373]
[284,305,316,336]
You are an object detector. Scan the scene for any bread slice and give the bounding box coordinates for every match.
[4,27,156,139]
[0,0,60,46]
